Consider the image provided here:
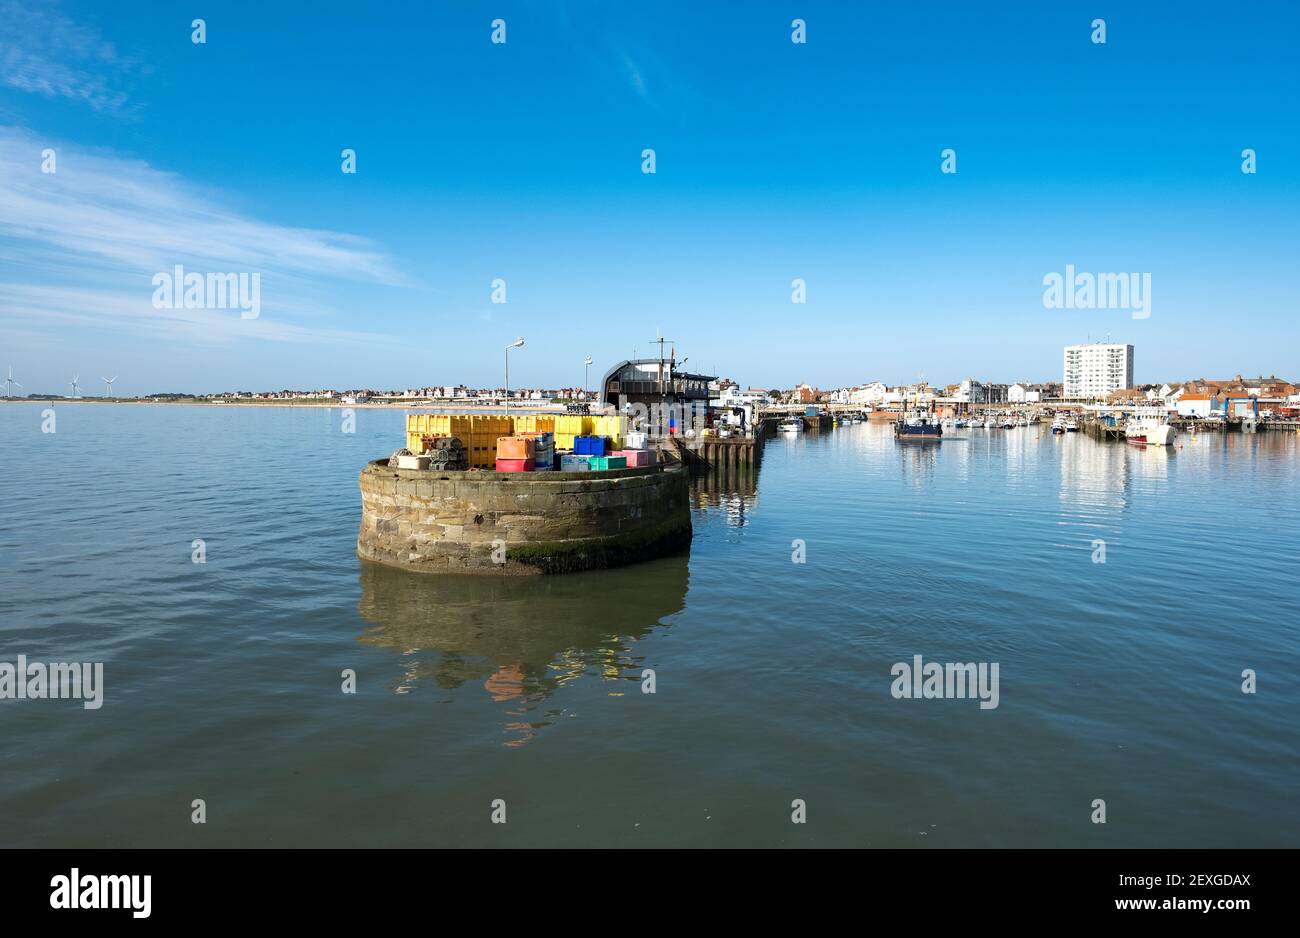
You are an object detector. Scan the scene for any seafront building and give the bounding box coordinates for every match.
[1008,383,1045,403]
[716,385,771,408]
[1063,343,1135,398]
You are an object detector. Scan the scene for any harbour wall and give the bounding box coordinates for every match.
[357,459,692,575]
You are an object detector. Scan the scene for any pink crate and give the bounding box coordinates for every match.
[612,449,654,467]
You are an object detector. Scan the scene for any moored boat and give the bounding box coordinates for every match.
[894,413,943,440]
[1125,412,1176,446]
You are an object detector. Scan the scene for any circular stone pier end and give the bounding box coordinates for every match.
[357,459,692,575]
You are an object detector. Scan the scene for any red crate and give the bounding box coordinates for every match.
[495,457,535,473]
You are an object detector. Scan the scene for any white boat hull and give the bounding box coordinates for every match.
[1127,423,1176,446]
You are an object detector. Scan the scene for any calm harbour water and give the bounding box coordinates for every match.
[1,404,1297,848]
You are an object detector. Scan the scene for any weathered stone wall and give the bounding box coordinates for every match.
[357,460,692,575]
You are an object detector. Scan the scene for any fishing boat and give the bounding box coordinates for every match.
[1124,411,1176,446]
[777,417,801,434]
[999,416,1016,429]
[1051,418,1066,434]
[895,413,942,440]
[1064,417,1079,432]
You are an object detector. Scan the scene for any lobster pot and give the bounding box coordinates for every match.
[420,435,469,470]
[406,415,511,468]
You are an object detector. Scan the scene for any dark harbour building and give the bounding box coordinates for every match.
[599,358,717,413]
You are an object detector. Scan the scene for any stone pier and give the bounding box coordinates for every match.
[357,460,692,575]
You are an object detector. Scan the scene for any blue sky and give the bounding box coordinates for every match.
[1,0,1296,395]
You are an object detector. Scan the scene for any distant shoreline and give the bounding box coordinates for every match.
[0,398,571,412]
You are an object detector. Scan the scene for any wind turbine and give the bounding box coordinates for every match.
[68,374,81,398]
[102,376,117,398]
[3,366,20,398]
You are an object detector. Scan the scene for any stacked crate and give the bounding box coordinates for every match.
[403,414,635,470]
[406,415,512,469]
[495,436,535,472]
[552,414,589,451]
[521,431,555,471]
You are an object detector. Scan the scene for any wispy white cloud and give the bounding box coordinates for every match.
[0,1,146,115]
[622,54,650,104]
[551,2,713,114]
[0,126,405,283]
[0,281,408,349]
[0,125,411,348]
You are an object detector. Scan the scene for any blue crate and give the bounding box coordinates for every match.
[573,435,607,456]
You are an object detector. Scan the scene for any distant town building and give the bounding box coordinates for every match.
[1008,383,1041,404]
[718,386,769,407]
[1064,343,1134,398]
[832,382,887,405]
[1175,393,1221,417]
[1105,387,1149,405]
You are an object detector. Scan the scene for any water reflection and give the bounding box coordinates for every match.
[689,464,759,524]
[356,555,689,747]
[895,439,942,481]
[1053,431,1180,513]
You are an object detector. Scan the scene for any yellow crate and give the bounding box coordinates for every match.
[406,414,449,450]
[553,414,589,436]
[549,415,587,452]
[405,414,566,466]
[512,415,556,435]
[464,431,499,468]
[590,415,628,449]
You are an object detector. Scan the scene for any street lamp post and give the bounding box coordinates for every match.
[504,336,524,417]
[583,356,593,399]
